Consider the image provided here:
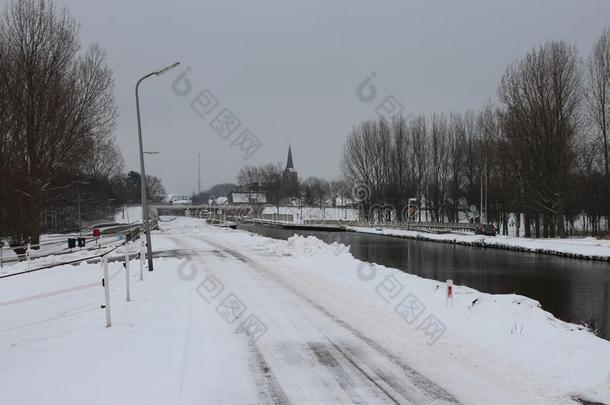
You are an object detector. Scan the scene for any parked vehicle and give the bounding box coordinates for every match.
[475,223,497,236]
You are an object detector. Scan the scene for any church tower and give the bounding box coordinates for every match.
[283,143,298,192]
[285,144,295,174]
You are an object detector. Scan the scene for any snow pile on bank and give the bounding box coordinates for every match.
[351,226,610,261]
[284,235,352,259]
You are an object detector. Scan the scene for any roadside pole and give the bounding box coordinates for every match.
[102,255,111,327]
[139,239,144,281]
[125,250,131,302]
[480,173,484,224]
[26,243,31,270]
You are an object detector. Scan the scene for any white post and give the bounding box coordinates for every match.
[26,243,31,270]
[102,255,111,327]
[139,239,144,281]
[125,250,131,302]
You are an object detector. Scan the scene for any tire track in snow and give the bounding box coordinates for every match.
[166,236,291,404]
[187,235,461,405]
[308,342,370,404]
[248,339,292,405]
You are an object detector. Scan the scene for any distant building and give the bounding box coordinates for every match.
[166,194,192,205]
[208,196,228,206]
[229,191,267,204]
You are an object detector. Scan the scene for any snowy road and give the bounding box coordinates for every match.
[2,218,609,404]
[170,234,459,404]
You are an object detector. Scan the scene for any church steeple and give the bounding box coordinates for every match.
[285,144,294,171]
[283,142,298,198]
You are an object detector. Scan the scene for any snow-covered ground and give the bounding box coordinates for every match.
[114,205,143,224]
[350,226,610,261]
[1,217,609,404]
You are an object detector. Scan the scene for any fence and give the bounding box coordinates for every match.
[0,226,148,329]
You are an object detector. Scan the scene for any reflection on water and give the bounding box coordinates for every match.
[239,224,610,340]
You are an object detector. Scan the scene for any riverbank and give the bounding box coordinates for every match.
[349,226,610,261]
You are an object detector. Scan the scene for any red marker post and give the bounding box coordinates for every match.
[446,279,453,306]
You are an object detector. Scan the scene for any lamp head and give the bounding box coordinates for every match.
[154,61,180,76]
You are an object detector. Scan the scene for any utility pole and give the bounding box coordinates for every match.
[480,171,484,224]
[484,160,488,224]
[198,153,201,194]
[77,183,82,234]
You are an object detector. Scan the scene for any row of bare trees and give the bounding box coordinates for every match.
[343,34,610,237]
[236,163,299,209]
[236,163,351,211]
[0,0,122,244]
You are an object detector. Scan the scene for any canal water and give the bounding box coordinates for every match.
[239,224,610,340]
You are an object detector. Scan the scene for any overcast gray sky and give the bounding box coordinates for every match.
[52,0,610,193]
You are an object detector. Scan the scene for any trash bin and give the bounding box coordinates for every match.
[68,238,76,249]
[77,237,86,248]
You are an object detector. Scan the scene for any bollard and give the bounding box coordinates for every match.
[102,255,111,327]
[26,243,31,270]
[125,250,131,302]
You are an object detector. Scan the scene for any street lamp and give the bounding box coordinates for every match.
[136,61,180,272]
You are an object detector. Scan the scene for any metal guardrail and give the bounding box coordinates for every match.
[0,224,142,268]
[357,221,478,234]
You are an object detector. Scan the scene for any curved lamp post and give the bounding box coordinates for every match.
[136,61,180,272]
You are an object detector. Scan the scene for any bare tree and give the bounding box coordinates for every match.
[427,114,450,222]
[498,41,582,237]
[410,115,428,221]
[0,0,118,244]
[301,177,331,207]
[389,115,410,220]
[585,28,610,230]
[237,165,262,188]
[84,135,124,179]
[447,113,465,222]
[145,175,166,203]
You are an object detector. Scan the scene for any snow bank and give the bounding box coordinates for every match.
[284,235,352,259]
[350,226,610,261]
